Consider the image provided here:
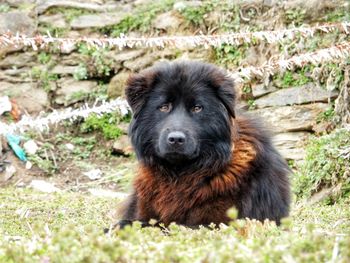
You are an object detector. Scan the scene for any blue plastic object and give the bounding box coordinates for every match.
[6,134,27,162]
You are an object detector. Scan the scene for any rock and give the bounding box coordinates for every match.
[153,11,182,31]
[30,180,60,193]
[272,132,309,161]
[108,72,130,98]
[36,0,120,14]
[38,13,67,28]
[6,0,36,7]
[252,83,278,98]
[0,82,48,114]
[173,1,202,11]
[254,84,339,108]
[111,135,133,156]
[0,52,36,69]
[88,188,128,199]
[71,12,126,29]
[110,49,145,64]
[0,12,36,35]
[253,103,330,133]
[123,53,157,71]
[51,65,80,75]
[55,78,97,105]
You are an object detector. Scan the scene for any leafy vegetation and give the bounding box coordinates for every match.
[30,67,59,92]
[80,113,127,140]
[76,43,113,79]
[294,128,350,202]
[100,0,174,37]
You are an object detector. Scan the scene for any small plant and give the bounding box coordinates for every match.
[38,52,52,64]
[214,44,245,68]
[101,0,174,37]
[76,43,112,78]
[80,113,125,140]
[316,106,335,123]
[73,63,88,80]
[0,4,10,12]
[285,8,306,26]
[30,67,59,92]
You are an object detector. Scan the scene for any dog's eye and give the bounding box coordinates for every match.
[192,105,203,113]
[159,103,172,113]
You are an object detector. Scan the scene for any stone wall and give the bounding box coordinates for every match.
[0,0,347,164]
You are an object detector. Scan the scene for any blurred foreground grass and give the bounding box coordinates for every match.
[0,187,349,262]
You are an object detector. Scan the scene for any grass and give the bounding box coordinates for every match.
[294,128,350,202]
[0,187,349,262]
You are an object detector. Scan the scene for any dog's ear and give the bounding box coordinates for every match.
[210,71,236,118]
[125,69,157,116]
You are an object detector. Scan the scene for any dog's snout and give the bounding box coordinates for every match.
[167,131,186,145]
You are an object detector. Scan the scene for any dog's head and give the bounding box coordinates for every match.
[125,61,236,171]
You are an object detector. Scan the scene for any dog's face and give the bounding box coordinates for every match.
[126,61,236,172]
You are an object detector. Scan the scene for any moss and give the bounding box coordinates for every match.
[294,128,350,202]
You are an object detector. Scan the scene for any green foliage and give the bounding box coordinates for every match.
[27,142,58,175]
[0,4,10,12]
[73,63,88,80]
[179,1,216,27]
[275,66,313,88]
[101,0,174,37]
[77,43,112,78]
[80,113,126,140]
[324,8,350,22]
[294,129,350,202]
[30,67,59,92]
[285,8,306,26]
[38,52,52,64]
[316,106,335,123]
[214,44,246,68]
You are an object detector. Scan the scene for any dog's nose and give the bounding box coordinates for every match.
[167,131,186,145]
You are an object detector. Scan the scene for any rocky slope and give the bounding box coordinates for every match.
[0,0,349,168]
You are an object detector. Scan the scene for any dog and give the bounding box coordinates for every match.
[115,61,290,229]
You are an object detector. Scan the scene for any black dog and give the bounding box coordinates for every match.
[115,61,290,229]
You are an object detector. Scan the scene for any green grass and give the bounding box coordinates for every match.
[294,128,350,202]
[0,187,349,262]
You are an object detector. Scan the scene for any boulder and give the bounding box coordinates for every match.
[123,53,157,71]
[36,0,120,14]
[71,12,126,29]
[107,72,130,98]
[111,135,133,156]
[109,49,145,64]
[153,12,182,31]
[0,12,36,35]
[38,13,67,28]
[51,65,80,76]
[0,82,48,113]
[55,78,97,105]
[252,83,277,98]
[252,103,330,133]
[272,132,310,161]
[0,52,36,69]
[254,84,339,108]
